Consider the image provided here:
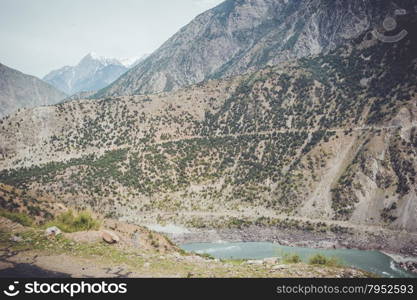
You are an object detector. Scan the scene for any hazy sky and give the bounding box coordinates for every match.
[0,0,224,78]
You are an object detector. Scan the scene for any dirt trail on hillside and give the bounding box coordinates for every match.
[140,210,417,239]
[154,123,416,145]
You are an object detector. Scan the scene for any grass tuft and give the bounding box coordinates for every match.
[0,209,33,226]
[308,254,341,267]
[45,210,101,233]
[282,253,302,264]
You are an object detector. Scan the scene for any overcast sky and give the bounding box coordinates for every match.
[0,0,224,78]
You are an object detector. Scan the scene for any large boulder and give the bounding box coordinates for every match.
[45,226,62,237]
[263,257,279,265]
[246,260,263,265]
[10,235,23,243]
[101,231,120,244]
[398,261,417,274]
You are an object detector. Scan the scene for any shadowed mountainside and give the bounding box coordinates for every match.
[0,63,66,119]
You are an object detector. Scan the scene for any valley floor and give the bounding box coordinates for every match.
[0,217,371,278]
[170,224,417,259]
[129,210,417,258]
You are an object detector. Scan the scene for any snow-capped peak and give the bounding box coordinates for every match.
[119,54,149,68]
[80,52,148,68]
[43,52,149,95]
[119,57,140,68]
[44,52,133,95]
[88,52,101,60]
[81,52,119,67]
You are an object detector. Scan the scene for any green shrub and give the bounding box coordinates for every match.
[0,209,33,226]
[282,253,302,264]
[46,210,101,233]
[197,253,216,260]
[308,254,340,267]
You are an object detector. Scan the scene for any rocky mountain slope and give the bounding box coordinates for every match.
[0,63,66,119]
[0,11,416,243]
[95,0,415,97]
[43,53,144,96]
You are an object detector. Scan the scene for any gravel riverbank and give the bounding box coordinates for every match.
[165,225,417,274]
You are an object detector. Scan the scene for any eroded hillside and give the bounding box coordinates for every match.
[0,17,416,234]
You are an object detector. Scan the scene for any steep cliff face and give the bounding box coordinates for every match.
[1,13,416,233]
[0,63,66,119]
[95,0,414,97]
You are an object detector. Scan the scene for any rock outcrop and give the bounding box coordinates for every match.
[101,231,120,244]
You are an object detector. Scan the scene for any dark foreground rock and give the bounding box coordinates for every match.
[397,262,417,274]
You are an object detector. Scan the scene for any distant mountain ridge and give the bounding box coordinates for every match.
[0,63,66,119]
[43,53,147,96]
[95,0,415,98]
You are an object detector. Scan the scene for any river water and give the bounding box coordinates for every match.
[181,242,417,278]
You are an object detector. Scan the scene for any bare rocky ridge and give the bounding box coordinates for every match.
[0,63,66,119]
[95,0,415,97]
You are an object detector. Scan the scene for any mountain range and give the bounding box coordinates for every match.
[1,0,417,260]
[43,53,147,96]
[1,2,416,235]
